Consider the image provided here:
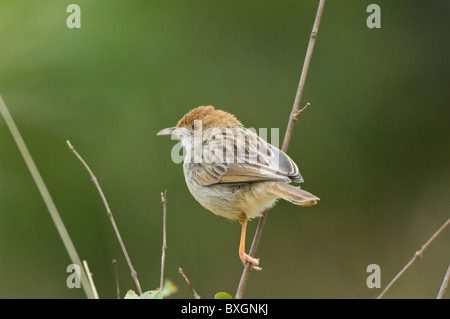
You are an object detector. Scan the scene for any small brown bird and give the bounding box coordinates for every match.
[157,106,319,270]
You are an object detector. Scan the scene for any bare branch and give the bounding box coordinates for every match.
[377,218,450,299]
[437,264,450,299]
[66,140,143,295]
[178,267,200,299]
[0,95,95,299]
[235,0,326,299]
[160,190,168,295]
[82,260,99,299]
[112,259,120,299]
[281,0,325,154]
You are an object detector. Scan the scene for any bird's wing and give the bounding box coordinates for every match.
[189,127,303,186]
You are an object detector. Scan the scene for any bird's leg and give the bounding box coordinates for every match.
[238,216,262,271]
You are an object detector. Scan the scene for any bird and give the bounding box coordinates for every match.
[157,105,319,270]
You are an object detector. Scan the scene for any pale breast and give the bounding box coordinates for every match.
[184,163,278,220]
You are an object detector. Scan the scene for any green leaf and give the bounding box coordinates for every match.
[139,290,162,299]
[162,279,178,298]
[124,290,139,299]
[124,289,163,299]
[214,292,233,299]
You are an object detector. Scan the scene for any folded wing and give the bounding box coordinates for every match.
[190,127,304,186]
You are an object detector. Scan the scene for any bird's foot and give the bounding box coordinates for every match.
[240,252,262,271]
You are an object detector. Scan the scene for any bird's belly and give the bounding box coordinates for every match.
[184,175,278,220]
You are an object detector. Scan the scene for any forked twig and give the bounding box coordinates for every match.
[294,103,311,121]
[281,0,325,154]
[235,0,326,299]
[377,218,450,299]
[0,95,95,299]
[160,190,168,295]
[66,140,143,295]
[178,267,200,299]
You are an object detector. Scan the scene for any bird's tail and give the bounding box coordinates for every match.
[267,183,319,206]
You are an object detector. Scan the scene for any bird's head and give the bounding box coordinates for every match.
[157,105,242,139]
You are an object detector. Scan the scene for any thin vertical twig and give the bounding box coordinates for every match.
[66,140,143,295]
[235,0,326,299]
[377,218,450,299]
[436,264,450,299]
[83,260,99,299]
[0,95,95,299]
[112,259,120,299]
[160,190,168,294]
[281,1,325,154]
[178,267,200,299]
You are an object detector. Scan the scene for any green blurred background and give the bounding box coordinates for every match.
[0,0,449,299]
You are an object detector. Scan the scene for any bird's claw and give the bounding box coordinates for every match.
[240,252,262,271]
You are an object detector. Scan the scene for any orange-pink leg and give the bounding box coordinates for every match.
[239,216,262,271]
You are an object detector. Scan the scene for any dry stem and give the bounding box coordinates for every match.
[377,218,450,299]
[67,140,143,295]
[160,190,168,295]
[437,264,450,299]
[178,267,200,299]
[0,95,95,299]
[235,0,326,299]
[281,0,325,154]
[112,259,120,299]
[83,260,99,299]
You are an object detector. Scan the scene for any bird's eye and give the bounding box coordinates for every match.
[193,123,199,130]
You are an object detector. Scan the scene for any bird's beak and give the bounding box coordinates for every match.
[156,126,176,136]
